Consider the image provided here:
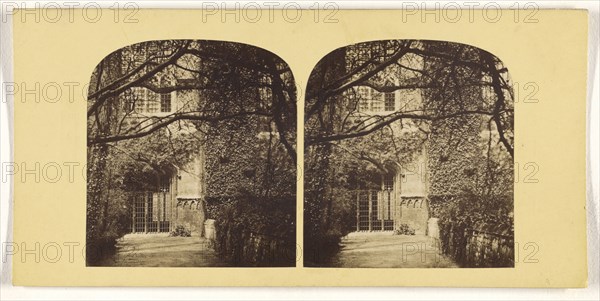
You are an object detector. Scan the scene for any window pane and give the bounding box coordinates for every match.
[147,98,159,113]
[160,93,171,112]
[371,98,382,112]
[384,92,395,111]
[383,175,394,190]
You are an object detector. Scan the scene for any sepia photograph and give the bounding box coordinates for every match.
[304,40,515,268]
[86,40,297,267]
[4,2,595,294]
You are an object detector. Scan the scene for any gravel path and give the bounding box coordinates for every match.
[329,232,458,268]
[98,233,230,267]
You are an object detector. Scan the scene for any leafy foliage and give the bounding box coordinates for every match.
[206,195,296,266]
[170,225,192,237]
[394,224,416,236]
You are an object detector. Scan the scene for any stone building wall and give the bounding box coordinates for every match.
[393,145,430,234]
[173,200,206,236]
[394,197,429,235]
[169,154,207,237]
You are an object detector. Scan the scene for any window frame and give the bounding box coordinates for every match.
[160,92,172,113]
[384,92,395,112]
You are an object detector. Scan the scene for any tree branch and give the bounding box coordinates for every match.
[88,110,270,145]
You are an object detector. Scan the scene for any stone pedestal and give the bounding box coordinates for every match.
[204,219,216,240]
[427,218,440,239]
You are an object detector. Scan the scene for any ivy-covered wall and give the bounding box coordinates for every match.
[200,112,296,266]
[202,116,295,199]
[427,115,483,196]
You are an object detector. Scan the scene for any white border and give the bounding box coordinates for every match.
[0,1,598,300]
[0,0,14,290]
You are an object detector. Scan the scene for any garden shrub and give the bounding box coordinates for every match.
[394,223,416,235]
[170,225,192,237]
[206,194,296,267]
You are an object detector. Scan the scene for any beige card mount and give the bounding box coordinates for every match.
[9,9,587,287]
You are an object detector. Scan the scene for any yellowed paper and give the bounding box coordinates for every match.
[11,9,587,287]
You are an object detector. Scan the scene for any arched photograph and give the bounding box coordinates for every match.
[86,40,297,267]
[304,40,514,268]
